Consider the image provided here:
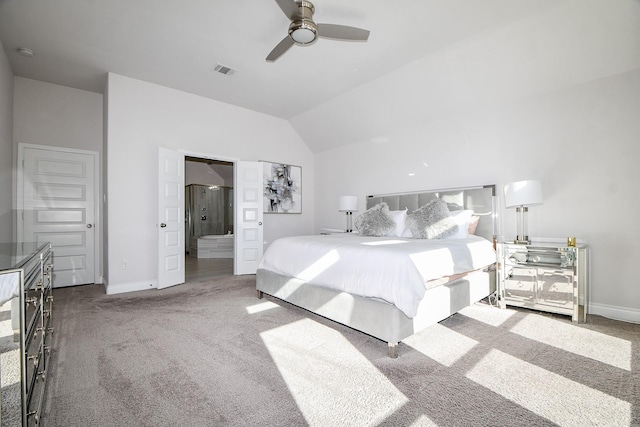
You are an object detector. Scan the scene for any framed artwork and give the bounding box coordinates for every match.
[262,162,302,214]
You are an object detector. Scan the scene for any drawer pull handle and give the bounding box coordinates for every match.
[28,355,39,366]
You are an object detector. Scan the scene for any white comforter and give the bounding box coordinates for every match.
[258,234,496,318]
[0,271,20,306]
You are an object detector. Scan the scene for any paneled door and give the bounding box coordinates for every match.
[158,147,185,289]
[234,161,263,275]
[19,144,98,287]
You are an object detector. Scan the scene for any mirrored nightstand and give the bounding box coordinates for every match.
[496,241,588,322]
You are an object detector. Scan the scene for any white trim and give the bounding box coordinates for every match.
[106,280,158,295]
[589,302,640,324]
[179,149,239,163]
[17,143,101,284]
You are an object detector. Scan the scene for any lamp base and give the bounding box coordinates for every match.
[345,211,353,233]
[514,206,530,245]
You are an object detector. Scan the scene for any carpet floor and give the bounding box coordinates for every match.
[8,275,639,426]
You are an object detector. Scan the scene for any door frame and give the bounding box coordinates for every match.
[17,143,101,284]
[179,149,240,274]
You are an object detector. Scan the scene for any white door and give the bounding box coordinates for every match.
[158,147,185,289]
[19,144,97,287]
[234,161,264,275]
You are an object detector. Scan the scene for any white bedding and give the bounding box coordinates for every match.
[0,271,20,306]
[258,234,496,318]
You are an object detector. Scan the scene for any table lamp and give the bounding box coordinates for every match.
[339,196,358,233]
[503,180,543,244]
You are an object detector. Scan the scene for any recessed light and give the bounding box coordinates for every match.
[17,47,34,57]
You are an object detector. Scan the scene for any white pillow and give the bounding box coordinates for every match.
[386,209,408,237]
[448,210,474,239]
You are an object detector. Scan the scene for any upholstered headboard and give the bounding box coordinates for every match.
[366,185,496,242]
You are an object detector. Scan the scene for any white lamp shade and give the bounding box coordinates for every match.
[339,196,358,212]
[504,180,543,208]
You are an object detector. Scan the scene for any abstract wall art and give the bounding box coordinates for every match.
[262,162,302,214]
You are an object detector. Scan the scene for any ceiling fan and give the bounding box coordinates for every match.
[266,0,370,62]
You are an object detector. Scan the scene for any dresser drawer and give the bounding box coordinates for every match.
[24,328,44,397]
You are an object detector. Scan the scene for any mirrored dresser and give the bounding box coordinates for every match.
[0,242,54,426]
[497,241,588,322]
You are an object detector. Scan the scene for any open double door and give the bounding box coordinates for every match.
[158,148,263,289]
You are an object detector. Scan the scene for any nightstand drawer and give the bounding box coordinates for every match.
[505,246,576,268]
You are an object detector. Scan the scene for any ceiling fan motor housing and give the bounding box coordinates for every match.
[288,1,318,45]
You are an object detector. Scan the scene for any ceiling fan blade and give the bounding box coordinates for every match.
[317,23,370,41]
[274,0,302,21]
[266,36,295,62]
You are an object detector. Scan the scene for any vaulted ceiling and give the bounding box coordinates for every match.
[0,0,564,149]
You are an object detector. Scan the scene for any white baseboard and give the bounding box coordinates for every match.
[106,280,158,295]
[589,302,640,324]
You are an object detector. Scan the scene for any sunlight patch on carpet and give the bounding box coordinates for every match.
[510,314,632,370]
[409,414,438,426]
[457,303,518,327]
[467,349,631,426]
[403,323,478,367]
[261,318,408,426]
[1,348,20,387]
[245,300,280,314]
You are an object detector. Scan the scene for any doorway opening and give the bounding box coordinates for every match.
[184,156,234,281]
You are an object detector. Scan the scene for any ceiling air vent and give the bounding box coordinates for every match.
[213,64,235,76]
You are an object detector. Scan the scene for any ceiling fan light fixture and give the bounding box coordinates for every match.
[289,21,317,44]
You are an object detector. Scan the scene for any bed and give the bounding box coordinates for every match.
[256,185,497,357]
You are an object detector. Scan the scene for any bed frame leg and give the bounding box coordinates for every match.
[388,342,398,358]
[257,290,263,299]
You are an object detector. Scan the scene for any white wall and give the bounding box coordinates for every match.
[0,40,13,242]
[14,77,104,152]
[306,0,640,322]
[105,73,314,293]
[185,162,226,186]
[12,77,105,281]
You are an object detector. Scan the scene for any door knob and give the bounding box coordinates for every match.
[87,224,93,228]
[160,223,167,228]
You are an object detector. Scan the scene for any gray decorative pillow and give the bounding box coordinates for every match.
[406,199,458,239]
[354,203,396,237]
